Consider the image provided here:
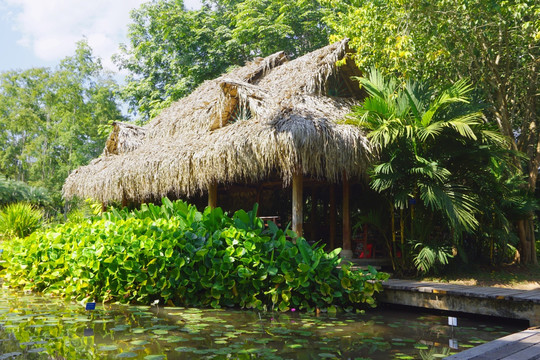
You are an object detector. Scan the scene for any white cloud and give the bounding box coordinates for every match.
[2,0,146,70]
[2,0,203,72]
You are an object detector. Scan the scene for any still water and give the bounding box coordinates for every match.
[0,288,523,359]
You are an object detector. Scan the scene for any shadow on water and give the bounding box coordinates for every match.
[0,289,525,360]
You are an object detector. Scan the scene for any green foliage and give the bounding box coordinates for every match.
[0,177,53,208]
[63,198,104,224]
[0,202,44,240]
[347,69,512,272]
[115,0,332,121]
[0,40,124,195]
[325,0,539,262]
[412,241,454,275]
[2,199,388,311]
[349,69,503,235]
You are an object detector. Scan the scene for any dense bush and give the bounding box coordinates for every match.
[0,178,53,208]
[0,202,45,240]
[2,199,388,311]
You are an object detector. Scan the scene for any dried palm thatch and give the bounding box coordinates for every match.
[63,39,372,204]
[103,122,146,156]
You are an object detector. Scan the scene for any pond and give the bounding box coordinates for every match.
[0,288,523,360]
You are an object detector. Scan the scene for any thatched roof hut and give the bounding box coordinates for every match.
[64,39,371,255]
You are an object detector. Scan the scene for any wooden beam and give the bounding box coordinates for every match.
[208,182,218,209]
[342,172,352,258]
[292,170,303,238]
[329,184,336,250]
[310,187,318,241]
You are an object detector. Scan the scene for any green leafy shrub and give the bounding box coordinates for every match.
[0,202,45,240]
[2,199,388,311]
[0,178,52,208]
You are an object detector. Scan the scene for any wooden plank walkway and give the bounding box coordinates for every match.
[445,328,540,359]
[377,280,540,359]
[380,279,540,326]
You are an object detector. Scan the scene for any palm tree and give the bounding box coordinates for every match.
[347,69,506,272]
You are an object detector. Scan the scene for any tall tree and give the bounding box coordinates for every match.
[324,0,539,263]
[0,40,124,195]
[114,0,332,121]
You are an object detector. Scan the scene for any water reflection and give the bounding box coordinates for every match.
[0,289,523,359]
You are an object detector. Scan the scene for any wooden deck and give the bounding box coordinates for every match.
[377,279,540,359]
[445,328,540,359]
[380,279,540,326]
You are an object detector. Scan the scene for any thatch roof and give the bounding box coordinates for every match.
[103,122,146,156]
[63,39,372,204]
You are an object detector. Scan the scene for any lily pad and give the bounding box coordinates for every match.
[144,355,166,360]
[175,346,196,352]
[98,345,119,351]
[116,352,138,358]
[319,353,337,358]
[130,340,150,346]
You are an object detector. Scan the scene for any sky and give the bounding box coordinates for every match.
[0,0,202,74]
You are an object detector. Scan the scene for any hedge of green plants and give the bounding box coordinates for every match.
[0,202,45,240]
[1,199,388,311]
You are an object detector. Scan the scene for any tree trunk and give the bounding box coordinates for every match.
[518,218,537,265]
[492,81,538,265]
[516,75,539,265]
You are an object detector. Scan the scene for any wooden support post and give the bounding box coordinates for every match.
[341,172,352,259]
[310,187,318,241]
[208,182,217,209]
[329,184,336,250]
[292,170,303,238]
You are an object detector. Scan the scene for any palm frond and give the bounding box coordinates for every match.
[404,80,429,121]
[362,96,393,118]
[395,92,411,119]
[372,161,394,175]
[420,79,473,127]
[442,112,483,140]
[419,183,479,232]
[417,122,444,141]
[356,67,396,100]
[413,242,454,274]
[409,156,451,182]
[480,129,508,146]
[367,117,403,148]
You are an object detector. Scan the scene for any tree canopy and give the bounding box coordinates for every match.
[114,0,332,120]
[0,40,124,197]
